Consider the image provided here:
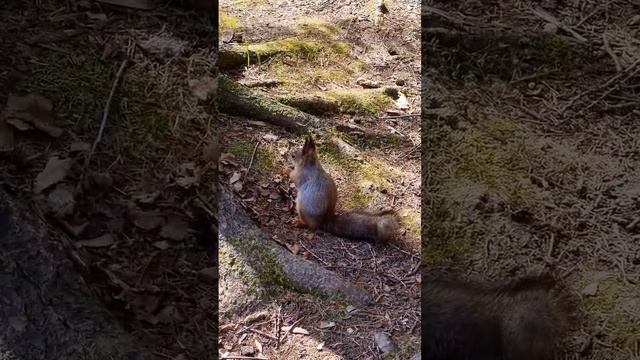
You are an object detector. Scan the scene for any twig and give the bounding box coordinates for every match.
[221,356,268,360]
[602,32,621,72]
[246,141,260,174]
[298,241,330,266]
[247,328,278,340]
[77,59,128,191]
[530,7,587,43]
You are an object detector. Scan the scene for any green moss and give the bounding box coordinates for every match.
[323,89,393,115]
[249,37,349,61]
[533,34,574,68]
[295,18,340,39]
[220,13,241,33]
[582,277,640,349]
[423,198,483,267]
[227,141,274,172]
[17,55,173,155]
[400,209,421,239]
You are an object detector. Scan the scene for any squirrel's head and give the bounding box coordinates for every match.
[290,134,317,167]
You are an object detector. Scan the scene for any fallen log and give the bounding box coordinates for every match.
[217,76,320,132]
[218,187,372,305]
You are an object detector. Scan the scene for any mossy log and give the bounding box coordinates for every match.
[277,87,399,116]
[218,187,372,305]
[217,76,320,132]
[0,188,153,359]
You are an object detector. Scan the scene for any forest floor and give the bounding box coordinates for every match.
[0,1,217,359]
[217,0,421,359]
[424,1,640,359]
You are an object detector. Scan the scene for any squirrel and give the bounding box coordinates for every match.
[289,135,398,243]
[421,273,572,360]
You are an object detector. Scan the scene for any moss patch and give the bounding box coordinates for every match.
[423,198,483,267]
[17,55,175,155]
[295,18,340,39]
[227,140,274,172]
[220,13,241,33]
[323,89,393,115]
[581,277,640,350]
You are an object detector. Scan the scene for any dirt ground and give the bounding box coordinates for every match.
[217,0,421,359]
[0,1,216,359]
[424,1,640,359]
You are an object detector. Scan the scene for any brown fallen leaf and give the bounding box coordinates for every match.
[133,191,161,204]
[153,240,170,250]
[219,152,238,167]
[292,327,309,335]
[61,220,89,237]
[130,210,164,230]
[229,171,241,184]
[160,216,189,240]
[154,305,185,324]
[255,340,263,354]
[34,157,72,193]
[76,234,115,248]
[0,119,15,152]
[198,267,217,284]
[203,138,219,164]
[4,94,63,137]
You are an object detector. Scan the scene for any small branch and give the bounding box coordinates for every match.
[81,59,129,174]
[530,7,587,43]
[602,32,622,72]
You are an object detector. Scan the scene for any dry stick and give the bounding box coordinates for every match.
[79,59,128,187]
[575,63,640,117]
[602,32,622,72]
[246,141,260,174]
[560,56,640,114]
[530,7,587,43]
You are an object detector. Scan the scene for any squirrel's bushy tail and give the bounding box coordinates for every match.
[320,209,398,243]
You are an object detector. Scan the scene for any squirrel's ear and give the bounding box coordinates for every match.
[302,134,315,154]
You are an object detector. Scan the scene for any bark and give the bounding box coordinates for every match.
[217,76,320,132]
[0,188,153,360]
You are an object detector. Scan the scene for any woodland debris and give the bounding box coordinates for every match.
[3,94,62,138]
[34,157,72,193]
[76,234,115,248]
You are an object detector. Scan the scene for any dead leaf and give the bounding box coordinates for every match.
[76,234,115,248]
[255,340,263,353]
[61,220,89,237]
[317,342,324,351]
[189,76,217,101]
[582,282,599,297]
[286,243,300,255]
[133,191,161,204]
[243,310,269,324]
[69,141,90,152]
[198,267,217,284]
[292,327,309,335]
[154,305,185,324]
[34,157,72,193]
[5,117,34,131]
[86,12,107,21]
[130,210,164,230]
[153,240,170,250]
[47,184,75,217]
[374,332,396,355]
[346,305,357,313]
[4,94,63,137]
[232,181,243,192]
[219,153,238,166]
[319,321,335,329]
[229,171,241,184]
[0,119,15,152]
[160,216,189,240]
